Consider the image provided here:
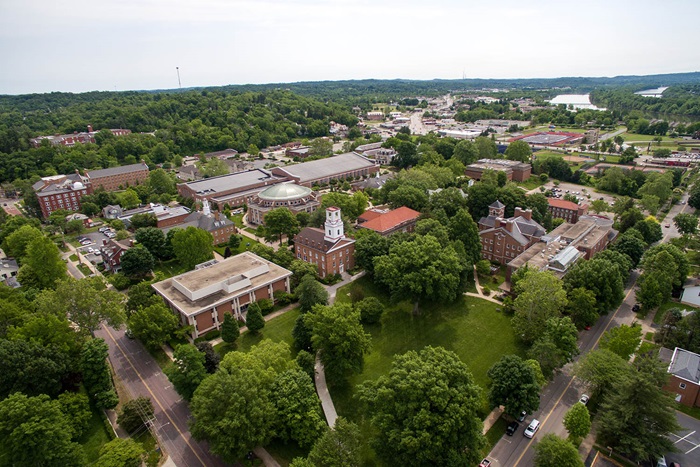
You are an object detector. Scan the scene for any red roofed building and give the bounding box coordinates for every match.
[547,198,588,224]
[294,207,355,278]
[357,206,421,237]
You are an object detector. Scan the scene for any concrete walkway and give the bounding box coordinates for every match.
[467,266,504,304]
[482,406,505,435]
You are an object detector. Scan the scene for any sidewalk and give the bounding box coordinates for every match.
[482,406,504,434]
[467,265,504,305]
[314,354,338,428]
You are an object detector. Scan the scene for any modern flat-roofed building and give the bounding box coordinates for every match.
[270,152,379,187]
[86,162,149,192]
[152,252,292,338]
[465,159,532,182]
[547,198,588,223]
[294,207,355,278]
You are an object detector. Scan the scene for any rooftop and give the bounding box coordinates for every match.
[469,158,531,170]
[87,162,149,179]
[548,198,585,210]
[151,252,292,316]
[669,347,700,384]
[258,183,312,201]
[358,206,421,234]
[181,169,283,195]
[273,152,376,183]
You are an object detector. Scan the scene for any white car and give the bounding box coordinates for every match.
[87,247,94,253]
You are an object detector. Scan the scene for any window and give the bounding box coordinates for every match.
[680,383,687,389]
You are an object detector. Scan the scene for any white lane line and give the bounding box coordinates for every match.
[686,442,700,455]
[675,430,696,444]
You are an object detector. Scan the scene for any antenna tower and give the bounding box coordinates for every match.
[176,67,182,88]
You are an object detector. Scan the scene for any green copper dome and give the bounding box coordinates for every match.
[258,183,312,201]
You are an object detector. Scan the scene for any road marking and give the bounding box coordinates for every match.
[513,277,639,467]
[686,443,700,455]
[103,326,208,467]
[675,430,696,444]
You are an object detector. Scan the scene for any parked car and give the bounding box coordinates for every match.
[579,394,589,406]
[523,419,540,438]
[506,421,519,436]
[479,459,491,467]
[632,304,641,312]
[518,410,527,422]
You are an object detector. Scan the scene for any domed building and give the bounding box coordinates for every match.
[247,182,320,225]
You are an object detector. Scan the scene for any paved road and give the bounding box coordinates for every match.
[668,411,700,466]
[96,325,229,467]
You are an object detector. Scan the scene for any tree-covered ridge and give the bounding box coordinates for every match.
[591,84,700,121]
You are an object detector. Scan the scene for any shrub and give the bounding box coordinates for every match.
[109,273,132,291]
[257,298,274,316]
[482,286,491,296]
[355,297,385,324]
[117,397,154,434]
[273,290,294,306]
[203,330,220,341]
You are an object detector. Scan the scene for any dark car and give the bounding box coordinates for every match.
[632,304,641,312]
[506,421,519,436]
[518,410,527,422]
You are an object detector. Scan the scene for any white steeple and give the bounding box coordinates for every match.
[324,206,344,242]
[202,199,211,217]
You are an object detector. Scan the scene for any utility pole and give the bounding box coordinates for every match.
[176,67,181,89]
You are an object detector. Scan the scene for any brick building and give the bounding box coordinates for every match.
[100,239,132,272]
[478,201,546,264]
[294,207,355,278]
[547,198,588,223]
[465,159,532,182]
[176,169,287,208]
[34,174,92,218]
[270,152,379,187]
[357,206,421,236]
[162,200,237,246]
[663,347,700,407]
[30,125,131,147]
[151,252,292,339]
[247,183,320,225]
[86,162,150,192]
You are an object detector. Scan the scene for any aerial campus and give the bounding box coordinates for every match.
[2,10,700,467]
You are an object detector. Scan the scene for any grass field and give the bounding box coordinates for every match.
[653,300,700,324]
[214,308,300,358]
[79,405,113,463]
[152,259,189,278]
[622,133,678,143]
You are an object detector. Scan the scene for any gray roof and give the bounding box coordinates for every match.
[258,183,311,201]
[489,200,505,209]
[274,152,376,183]
[480,223,529,246]
[87,162,149,179]
[162,212,233,234]
[181,169,281,195]
[669,347,700,383]
[549,245,581,271]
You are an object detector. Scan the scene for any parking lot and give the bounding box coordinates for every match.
[528,181,618,210]
[664,411,700,466]
[76,228,115,257]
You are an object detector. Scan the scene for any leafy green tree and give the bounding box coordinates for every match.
[271,369,325,448]
[610,231,646,268]
[36,277,125,336]
[171,226,214,270]
[307,417,362,467]
[565,287,598,329]
[309,138,333,157]
[512,270,567,344]
[228,233,241,250]
[117,397,154,434]
[220,312,240,344]
[94,438,145,467]
[246,302,265,333]
[633,217,663,244]
[190,340,294,462]
[374,235,465,313]
[357,346,485,467]
[134,227,167,259]
[674,212,698,236]
[533,433,584,467]
[197,158,229,178]
[195,342,220,374]
[264,207,300,244]
[453,139,479,164]
[525,359,547,387]
[148,168,176,195]
[596,354,680,462]
[353,229,390,276]
[81,338,118,410]
[475,136,498,159]
[128,302,180,350]
[118,188,141,209]
[563,402,591,442]
[354,296,384,324]
[564,257,625,314]
[0,339,70,399]
[58,392,92,439]
[599,324,642,360]
[505,140,532,162]
[297,274,329,312]
[129,213,157,229]
[448,208,482,264]
[17,235,66,289]
[2,224,43,259]
[293,314,313,351]
[8,311,83,357]
[0,393,86,466]
[573,349,631,400]
[126,282,160,314]
[589,199,610,214]
[165,344,208,401]
[487,355,541,417]
[387,184,429,211]
[295,349,315,379]
[120,246,155,279]
[308,303,370,382]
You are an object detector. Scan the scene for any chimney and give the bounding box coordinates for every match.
[102,239,107,246]
[214,211,220,221]
[505,220,514,233]
[514,207,532,221]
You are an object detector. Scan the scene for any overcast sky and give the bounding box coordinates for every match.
[1,0,698,95]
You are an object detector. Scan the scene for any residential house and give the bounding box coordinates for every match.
[100,238,132,272]
[294,207,355,278]
[663,347,700,407]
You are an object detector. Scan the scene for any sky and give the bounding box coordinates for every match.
[1,0,699,95]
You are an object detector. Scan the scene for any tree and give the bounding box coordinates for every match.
[528,317,580,378]
[505,140,532,162]
[220,312,240,344]
[599,324,642,360]
[307,417,362,467]
[296,274,329,312]
[0,393,85,466]
[533,434,584,467]
[129,213,157,229]
[487,355,541,417]
[120,246,155,279]
[293,314,314,351]
[58,392,92,439]
[512,270,567,343]
[308,303,370,382]
[271,369,325,448]
[0,339,70,399]
[596,355,680,462]
[126,282,160,313]
[453,139,479,165]
[564,258,625,314]
[148,168,176,195]
[117,397,155,434]
[118,188,141,209]
[354,229,390,276]
[354,296,384,324]
[165,344,208,401]
[171,226,214,270]
[610,231,646,268]
[374,235,465,314]
[2,224,43,259]
[36,276,125,336]
[264,207,300,244]
[309,138,333,157]
[195,342,220,374]
[95,438,145,467]
[357,346,485,466]
[475,135,498,159]
[448,208,482,264]
[17,235,66,289]
[81,338,119,410]
[565,287,598,329]
[573,349,630,400]
[128,302,179,350]
[589,199,610,214]
[387,184,428,211]
[190,340,294,462]
[246,302,265,333]
[197,157,229,178]
[674,212,698,236]
[563,402,591,442]
[134,227,167,259]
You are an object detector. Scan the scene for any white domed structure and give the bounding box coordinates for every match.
[248,182,320,225]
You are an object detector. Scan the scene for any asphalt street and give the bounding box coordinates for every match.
[96,325,230,467]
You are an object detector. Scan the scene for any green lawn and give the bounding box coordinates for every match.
[214,308,300,358]
[79,404,113,463]
[484,417,509,457]
[653,300,700,325]
[69,254,79,261]
[152,259,189,278]
[518,176,544,190]
[622,133,678,143]
[331,276,524,420]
